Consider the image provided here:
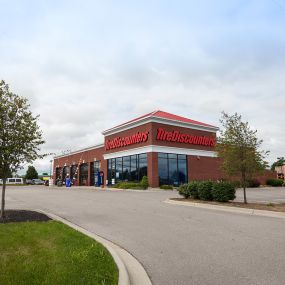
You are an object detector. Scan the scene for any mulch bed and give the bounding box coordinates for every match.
[171,198,285,213]
[0,210,51,223]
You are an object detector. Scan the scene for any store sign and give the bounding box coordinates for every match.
[156,128,216,147]
[105,131,149,150]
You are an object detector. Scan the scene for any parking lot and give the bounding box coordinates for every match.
[5,186,285,285]
[235,187,285,204]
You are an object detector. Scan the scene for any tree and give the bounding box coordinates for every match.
[0,168,12,179]
[25,165,39,180]
[271,157,285,171]
[0,80,45,220]
[216,112,268,204]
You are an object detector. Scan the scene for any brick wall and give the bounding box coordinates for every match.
[53,146,106,186]
[187,155,276,185]
[147,152,159,188]
[188,156,223,181]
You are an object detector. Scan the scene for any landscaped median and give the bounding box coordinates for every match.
[0,210,119,285]
[166,181,285,219]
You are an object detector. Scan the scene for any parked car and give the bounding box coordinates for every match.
[25,179,33,185]
[32,179,45,185]
[0,178,24,185]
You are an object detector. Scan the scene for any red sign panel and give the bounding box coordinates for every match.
[105,131,149,150]
[156,128,216,147]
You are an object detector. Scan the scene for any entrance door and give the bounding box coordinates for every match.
[79,163,88,186]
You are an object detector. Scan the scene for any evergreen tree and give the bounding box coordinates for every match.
[25,166,39,180]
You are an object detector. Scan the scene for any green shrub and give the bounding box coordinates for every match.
[246,179,261,188]
[212,182,236,202]
[187,181,200,199]
[115,182,141,189]
[266,179,284,187]
[111,177,149,190]
[139,176,149,189]
[178,184,189,198]
[197,181,213,200]
[160,185,173,190]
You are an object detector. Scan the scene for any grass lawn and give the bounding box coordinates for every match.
[0,221,118,285]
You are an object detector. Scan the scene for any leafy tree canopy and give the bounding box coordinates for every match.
[271,157,285,171]
[0,168,12,179]
[216,112,268,203]
[25,165,39,180]
[0,80,45,219]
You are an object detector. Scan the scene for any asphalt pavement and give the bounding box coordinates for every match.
[235,187,285,203]
[5,186,285,285]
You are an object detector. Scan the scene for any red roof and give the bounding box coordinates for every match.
[104,110,217,133]
[151,110,217,128]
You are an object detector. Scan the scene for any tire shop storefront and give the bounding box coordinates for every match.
[53,110,263,187]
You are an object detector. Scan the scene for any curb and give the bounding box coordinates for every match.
[165,199,285,220]
[36,209,152,285]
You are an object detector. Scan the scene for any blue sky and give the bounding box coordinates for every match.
[1,0,285,173]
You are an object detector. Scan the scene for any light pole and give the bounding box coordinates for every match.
[49,160,53,179]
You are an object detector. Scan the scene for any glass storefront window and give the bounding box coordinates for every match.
[138,154,147,180]
[116,157,123,180]
[90,161,101,186]
[158,153,188,186]
[123,156,130,181]
[178,159,187,184]
[158,153,167,158]
[111,158,116,180]
[158,157,168,185]
[130,155,137,181]
[169,158,178,185]
[107,153,148,184]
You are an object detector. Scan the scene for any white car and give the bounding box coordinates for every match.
[32,179,45,185]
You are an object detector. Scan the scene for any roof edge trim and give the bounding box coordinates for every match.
[53,143,104,159]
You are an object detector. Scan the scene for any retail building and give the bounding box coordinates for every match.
[53,110,274,187]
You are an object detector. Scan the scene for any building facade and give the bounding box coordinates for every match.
[53,110,275,187]
[275,164,285,180]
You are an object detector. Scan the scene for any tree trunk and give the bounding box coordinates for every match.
[243,186,247,204]
[1,179,6,220]
[242,173,247,204]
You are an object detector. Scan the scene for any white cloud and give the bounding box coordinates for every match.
[1,0,284,174]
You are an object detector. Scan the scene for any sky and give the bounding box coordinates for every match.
[1,0,285,174]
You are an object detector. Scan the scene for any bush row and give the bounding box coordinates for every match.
[266,179,284,187]
[113,176,149,190]
[178,181,236,202]
[159,185,174,190]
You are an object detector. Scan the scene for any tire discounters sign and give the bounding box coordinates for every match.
[105,131,149,150]
[105,128,216,151]
[156,128,216,147]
